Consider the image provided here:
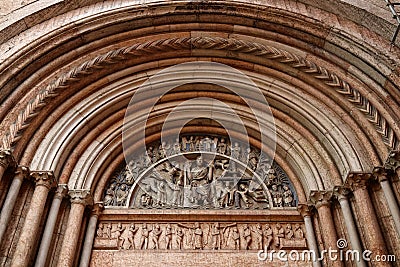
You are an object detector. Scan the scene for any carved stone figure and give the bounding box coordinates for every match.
[187,156,213,186]
[247,148,258,170]
[115,184,129,206]
[203,137,212,151]
[112,223,125,249]
[263,224,273,250]
[252,224,263,250]
[151,224,162,249]
[139,223,150,249]
[217,138,228,155]
[231,142,241,159]
[283,185,294,207]
[127,223,138,250]
[176,226,184,250]
[105,223,112,239]
[231,226,240,250]
[140,193,153,207]
[165,224,173,249]
[193,222,203,250]
[242,224,252,250]
[271,184,283,207]
[285,224,294,240]
[171,180,183,206]
[173,138,181,154]
[97,223,104,238]
[156,181,166,206]
[294,224,304,239]
[104,185,116,206]
[219,181,235,208]
[211,223,221,250]
[274,223,285,248]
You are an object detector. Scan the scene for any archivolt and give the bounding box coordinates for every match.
[2,36,399,152]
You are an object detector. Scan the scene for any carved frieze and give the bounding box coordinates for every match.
[94,221,307,251]
[103,134,297,209]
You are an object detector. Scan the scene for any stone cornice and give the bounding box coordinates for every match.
[30,171,57,190]
[1,36,397,151]
[345,172,372,191]
[69,190,93,207]
[309,190,333,208]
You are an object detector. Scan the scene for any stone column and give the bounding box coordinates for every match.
[373,167,400,239]
[345,173,389,266]
[34,184,68,267]
[298,203,321,267]
[0,166,29,244]
[0,149,15,184]
[333,186,366,267]
[11,171,56,267]
[79,202,103,267]
[309,190,342,267]
[57,190,93,267]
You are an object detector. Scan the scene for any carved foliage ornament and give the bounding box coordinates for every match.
[103,134,297,209]
[2,37,398,151]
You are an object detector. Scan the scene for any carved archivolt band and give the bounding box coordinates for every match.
[2,37,398,150]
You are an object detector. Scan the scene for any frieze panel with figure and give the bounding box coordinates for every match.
[103,134,297,209]
[94,221,307,251]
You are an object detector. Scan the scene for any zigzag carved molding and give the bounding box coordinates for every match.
[2,37,398,149]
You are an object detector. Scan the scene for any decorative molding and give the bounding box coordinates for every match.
[1,37,398,151]
[30,171,57,190]
[309,190,333,208]
[69,189,94,206]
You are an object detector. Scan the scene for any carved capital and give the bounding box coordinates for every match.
[0,149,15,169]
[54,184,68,200]
[69,190,93,207]
[332,186,351,201]
[30,171,56,190]
[92,202,104,217]
[309,190,333,208]
[14,166,30,181]
[297,203,314,217]
[372,167,390,183]
[345,172,372,191]
[384,150,400,173]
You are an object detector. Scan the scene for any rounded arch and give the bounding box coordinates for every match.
[0,0,398,204]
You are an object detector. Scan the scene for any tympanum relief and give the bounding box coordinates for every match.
[103,134,297,209]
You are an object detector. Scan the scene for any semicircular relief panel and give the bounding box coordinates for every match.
[102,134,298,210]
